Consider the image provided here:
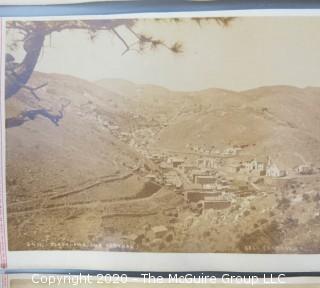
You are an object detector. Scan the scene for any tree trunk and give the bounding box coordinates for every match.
[5,31,46,99]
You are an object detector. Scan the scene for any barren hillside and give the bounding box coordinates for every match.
[152,86,320,168]
[6,72,143,203]
[8,74,320,196]
[6,73,320,252]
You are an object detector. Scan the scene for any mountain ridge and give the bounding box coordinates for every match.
[7,71,320,179]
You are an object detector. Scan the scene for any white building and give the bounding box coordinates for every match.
[266,157,287,177]
[223,147,239,156]
[197,158,216,169]
[244,159,265,173]
[266,163,281,177]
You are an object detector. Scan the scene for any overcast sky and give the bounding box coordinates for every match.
[10,16,320,91]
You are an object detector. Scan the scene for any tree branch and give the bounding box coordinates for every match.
[22,82,48,101]
[126,26,182,54]
[5,17,235,99]
[111,28,131,55]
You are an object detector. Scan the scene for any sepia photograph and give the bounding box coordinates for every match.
[4,15,320,253]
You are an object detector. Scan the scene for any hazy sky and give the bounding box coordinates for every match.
[10,17,320,91]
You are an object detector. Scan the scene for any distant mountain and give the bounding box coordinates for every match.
[96,78,171,99]
[6,73,320,197]
[154,85,320,168]
[90,80,320,167]
[97,78,320,168]
[96,78,190,122]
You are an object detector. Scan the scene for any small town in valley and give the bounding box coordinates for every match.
[6,17,320,254]
[107,117,318,214]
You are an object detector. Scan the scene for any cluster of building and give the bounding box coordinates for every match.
[237,157,287,177]
[100,112,317,214]
[237,157,316,177]
[153,154,288,187]
[146,154,236,211]
[145,151,317,213]
[185,144,242,156]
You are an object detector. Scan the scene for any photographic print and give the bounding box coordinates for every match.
[4,15,320,254]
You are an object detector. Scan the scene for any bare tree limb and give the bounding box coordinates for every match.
[111,28,131,55]
[22,82,48,101]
